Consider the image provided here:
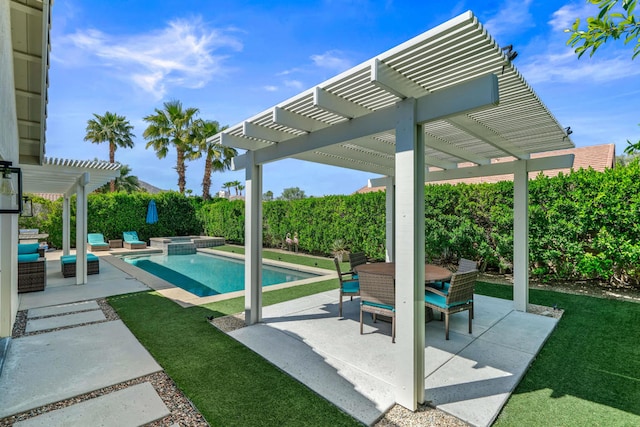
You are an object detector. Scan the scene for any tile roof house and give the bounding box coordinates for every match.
[356,143,616,193]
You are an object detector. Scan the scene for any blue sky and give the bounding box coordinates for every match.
[46,0,640,197]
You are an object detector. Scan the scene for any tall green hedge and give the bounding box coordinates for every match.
[197,161,640,286]
[20,161,640,285]
[28,191,202,249]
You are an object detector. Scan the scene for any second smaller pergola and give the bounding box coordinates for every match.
[21,158,121,284]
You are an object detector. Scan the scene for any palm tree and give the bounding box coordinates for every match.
[190,119,237,200]
[229,179,241,195]
[221,181,232,197]
[143,100,199,194]
[96,165,141,193]
[84,112,135,192]
[237,184,245,196]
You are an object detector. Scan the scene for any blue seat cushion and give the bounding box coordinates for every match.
[18,243,40,254]
[60,254,99,265]
[362,300,395,312]
[341,280,359,293]
[18,253,40,263]
[123,231,144,244]
[424,292,468,309]
[87,233,106,244]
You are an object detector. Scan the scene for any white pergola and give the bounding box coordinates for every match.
[22,158,121,283]
[209,11,574,409]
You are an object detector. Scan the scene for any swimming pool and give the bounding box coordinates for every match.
[121,252,319,297]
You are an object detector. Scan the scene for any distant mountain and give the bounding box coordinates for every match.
[138,180,165,194]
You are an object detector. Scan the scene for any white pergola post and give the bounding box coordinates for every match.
[394,98,426,409]
[245,151,263,325]
[384,177,395,262]
[62,195,70,255]
[74,173,89,284]
[513,160,529,311]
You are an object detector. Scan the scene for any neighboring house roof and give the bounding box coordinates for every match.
[356,143,616,193]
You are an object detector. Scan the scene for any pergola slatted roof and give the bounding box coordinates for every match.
[22,158,121,195]
[210,11,573,173]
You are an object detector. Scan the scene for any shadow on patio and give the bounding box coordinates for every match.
[226,291,559,426]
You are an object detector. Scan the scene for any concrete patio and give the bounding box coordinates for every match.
[228,290,559,426]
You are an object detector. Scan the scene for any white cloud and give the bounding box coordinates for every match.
[548,3,597,31]
[54,17,243,100]
[310,50,352,71]
[519,48,640,84]
[263,85,278,92]
[484,0,535,38]
[284,80,304,89]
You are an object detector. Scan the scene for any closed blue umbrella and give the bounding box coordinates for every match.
[146,200,158,224]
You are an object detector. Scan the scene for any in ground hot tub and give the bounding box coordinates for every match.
[149,236,225,255]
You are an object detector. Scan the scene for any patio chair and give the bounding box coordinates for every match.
[122,231,146,249]
[424,270,477,340]
[17,243,46,292]
[348,252,367,278]
[358,271,396,343]
[87,233,110,251]
[430,257,476,291]
[334,257,360,317]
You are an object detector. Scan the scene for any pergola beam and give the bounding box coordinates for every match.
[425,154,574,182]
[232,74,499,169]
[314,87,371,118]
[243,121,298,143]
[273,107,327,132]
[370,58,428,99]
[447,115,530,159]
[425,134,491,165]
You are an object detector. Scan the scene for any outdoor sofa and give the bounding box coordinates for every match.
[17,242,46,293]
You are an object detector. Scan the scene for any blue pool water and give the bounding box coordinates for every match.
[122,252,318,297]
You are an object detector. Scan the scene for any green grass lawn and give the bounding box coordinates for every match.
[108,250,640,426]
[476,282,640,426]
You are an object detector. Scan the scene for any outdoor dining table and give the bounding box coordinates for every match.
[354,262,452,283]
[354,262,451,322]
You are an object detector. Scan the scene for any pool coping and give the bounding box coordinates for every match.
[102,250,336,308]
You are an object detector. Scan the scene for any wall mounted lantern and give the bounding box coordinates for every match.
[21,196,33,217]
[0,161,23,214]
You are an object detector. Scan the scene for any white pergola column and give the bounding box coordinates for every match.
[62,195,70,255]
[384,178,395,262]
[513,160,529,311]
[394,98,426,409]
[74,173,89,284]
[244,151,263,325]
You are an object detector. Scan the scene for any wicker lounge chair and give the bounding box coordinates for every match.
[122,231,146,249]
[60,253,100,278]
[334,257,360,317]
[358,270,396,343]
[87,233,110,251]
[424,270,477,340]
[17,243,46,293]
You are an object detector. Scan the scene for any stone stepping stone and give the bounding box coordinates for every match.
[25,310,105,333]
[28,301,100,318]
[13,382,170,427]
